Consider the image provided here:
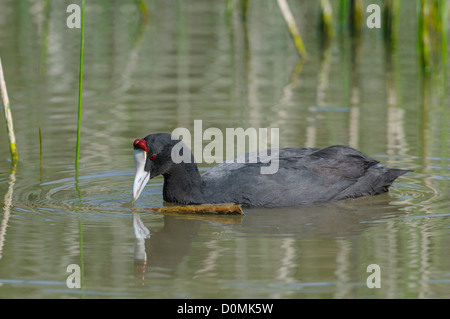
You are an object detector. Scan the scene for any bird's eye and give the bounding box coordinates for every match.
[149,154,156,160]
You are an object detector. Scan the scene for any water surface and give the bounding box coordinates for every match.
[0,0,449,298]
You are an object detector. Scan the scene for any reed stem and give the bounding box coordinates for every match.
[319,0,334,38]
[74,2,86,296]
[418,0,447,74]
[383,0,401,46]
[137,0,150,21]
[0,57,19,164]
[277,0,307,59]
[39,123,43,168]
[338,0,349,31]
[349,0,363,37]
[75,0,85,171]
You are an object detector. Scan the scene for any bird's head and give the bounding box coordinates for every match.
[132,133,192,201]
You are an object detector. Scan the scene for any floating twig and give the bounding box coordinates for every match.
[135,203,244,216]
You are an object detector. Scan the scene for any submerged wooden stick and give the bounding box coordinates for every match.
[0,57,18,164]
[136,203,244,216]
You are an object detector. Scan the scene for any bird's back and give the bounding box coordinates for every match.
[201,145,410,207]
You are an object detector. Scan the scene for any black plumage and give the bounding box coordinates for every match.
[134,133,411,208]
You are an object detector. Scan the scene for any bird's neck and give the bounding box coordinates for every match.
[162,162,205,205]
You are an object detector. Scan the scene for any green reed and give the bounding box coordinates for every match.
[338,0,350,32]
[349,0,363,37]
[0,57,18,165]
[75,0,86,297]
[39,123,43,167]
[277,0,307,59]
[137,0,150,21]
[241,0,250,20]
[383,0,401,47]
[418,0,447,74]
[75,0,85,172]
[319,0,334,38]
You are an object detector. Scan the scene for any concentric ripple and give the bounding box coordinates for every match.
[11,168,164,221]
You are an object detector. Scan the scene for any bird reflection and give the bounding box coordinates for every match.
[132,193,406,285]
[133,213,202,281]
[240,193,406,238]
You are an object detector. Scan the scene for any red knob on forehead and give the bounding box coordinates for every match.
[133,139,147,152]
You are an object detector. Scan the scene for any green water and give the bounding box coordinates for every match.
[0,0,449,298]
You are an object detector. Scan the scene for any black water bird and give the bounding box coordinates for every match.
[132,133,411,208]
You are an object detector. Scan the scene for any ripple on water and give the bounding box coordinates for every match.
[13,169,164,222]
[386,157,449,222]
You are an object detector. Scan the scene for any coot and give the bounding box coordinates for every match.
[132,133,411,207]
